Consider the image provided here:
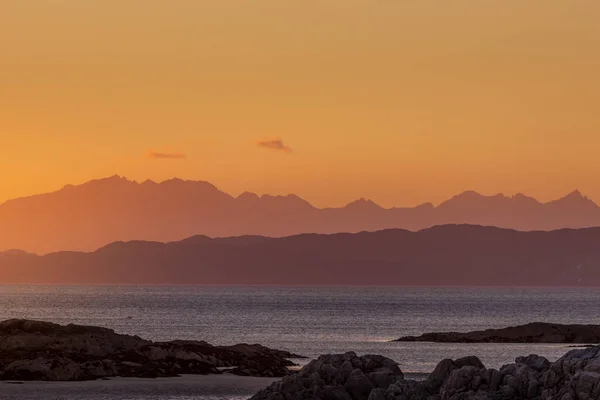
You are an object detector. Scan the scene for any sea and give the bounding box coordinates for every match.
[0,285,599,400]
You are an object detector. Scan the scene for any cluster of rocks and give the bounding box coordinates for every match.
[250,352,404,400]
[250,347,600,400]
[0,319,303,381]
[395,323,600,344]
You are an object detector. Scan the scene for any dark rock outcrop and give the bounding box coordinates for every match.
[0,319,303,381]
[251,347,600,400]
[395,322,600,344]
[250,352,403,400]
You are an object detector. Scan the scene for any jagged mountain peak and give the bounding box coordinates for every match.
[438,190,552,209]
[344,198,384,210]
[509,193,542,207]
[548,189,598,209]
[564,189,586,200]
[86,174,132,184]
[438,190,505,209]
[237,191,261,201]
[159,177,217,188]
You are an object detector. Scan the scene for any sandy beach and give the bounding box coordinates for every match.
[0,374,278,400]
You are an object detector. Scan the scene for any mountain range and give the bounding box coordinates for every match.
[1,225,598,285]
[0,175,599,254]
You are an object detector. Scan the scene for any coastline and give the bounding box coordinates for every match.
[1,286,596,379]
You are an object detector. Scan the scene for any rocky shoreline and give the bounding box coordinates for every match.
[0,319,304,381]
[251,347,600,400]
[3,319,600,399]
[394,322,600,344]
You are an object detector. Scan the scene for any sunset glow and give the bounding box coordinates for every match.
[2,1,599,208]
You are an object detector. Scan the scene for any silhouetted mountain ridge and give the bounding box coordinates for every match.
[2,225,599,286]
[0,176,599,253]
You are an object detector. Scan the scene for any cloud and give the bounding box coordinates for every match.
[256,138,293,153]
[146,150,187,160]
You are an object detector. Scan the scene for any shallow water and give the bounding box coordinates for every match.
[0,285,598,399]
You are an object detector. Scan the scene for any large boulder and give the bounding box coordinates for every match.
[515,354,551,372]
[541,346,600,400]
[427,357,485,391]
[345,369,374,400]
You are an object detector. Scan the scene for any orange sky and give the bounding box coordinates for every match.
[1,1,599,208]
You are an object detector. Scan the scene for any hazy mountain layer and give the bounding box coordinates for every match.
[0,176,598,253]
[1,225,598,286]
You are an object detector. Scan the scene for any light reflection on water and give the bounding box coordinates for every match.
[1,285,599,399]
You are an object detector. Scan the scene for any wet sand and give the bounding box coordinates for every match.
[0,374,278,400]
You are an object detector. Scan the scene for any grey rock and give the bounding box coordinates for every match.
[573,371,600,398]
[526,379,540,398]
[442,366,481,393]
[345,369,374,400]
[486,369,504,391]
[427,357,485,394]
[516,354,551,372]
[368,388,388,400]
[323,385,353,400]
[368,370,399,389]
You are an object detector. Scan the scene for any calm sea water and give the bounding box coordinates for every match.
[1,286,599,399]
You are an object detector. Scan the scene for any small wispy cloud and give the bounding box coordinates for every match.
[256,138,293,153]
[145,150,187,160]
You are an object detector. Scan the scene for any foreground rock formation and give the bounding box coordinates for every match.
[395,322,600,344]
[0,319,303,381]
[250,347,600,400]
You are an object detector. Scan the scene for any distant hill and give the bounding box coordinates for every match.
[0,175,599,253]
[1,225,599,286]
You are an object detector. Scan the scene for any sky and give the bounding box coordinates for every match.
[1,1,599,208]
